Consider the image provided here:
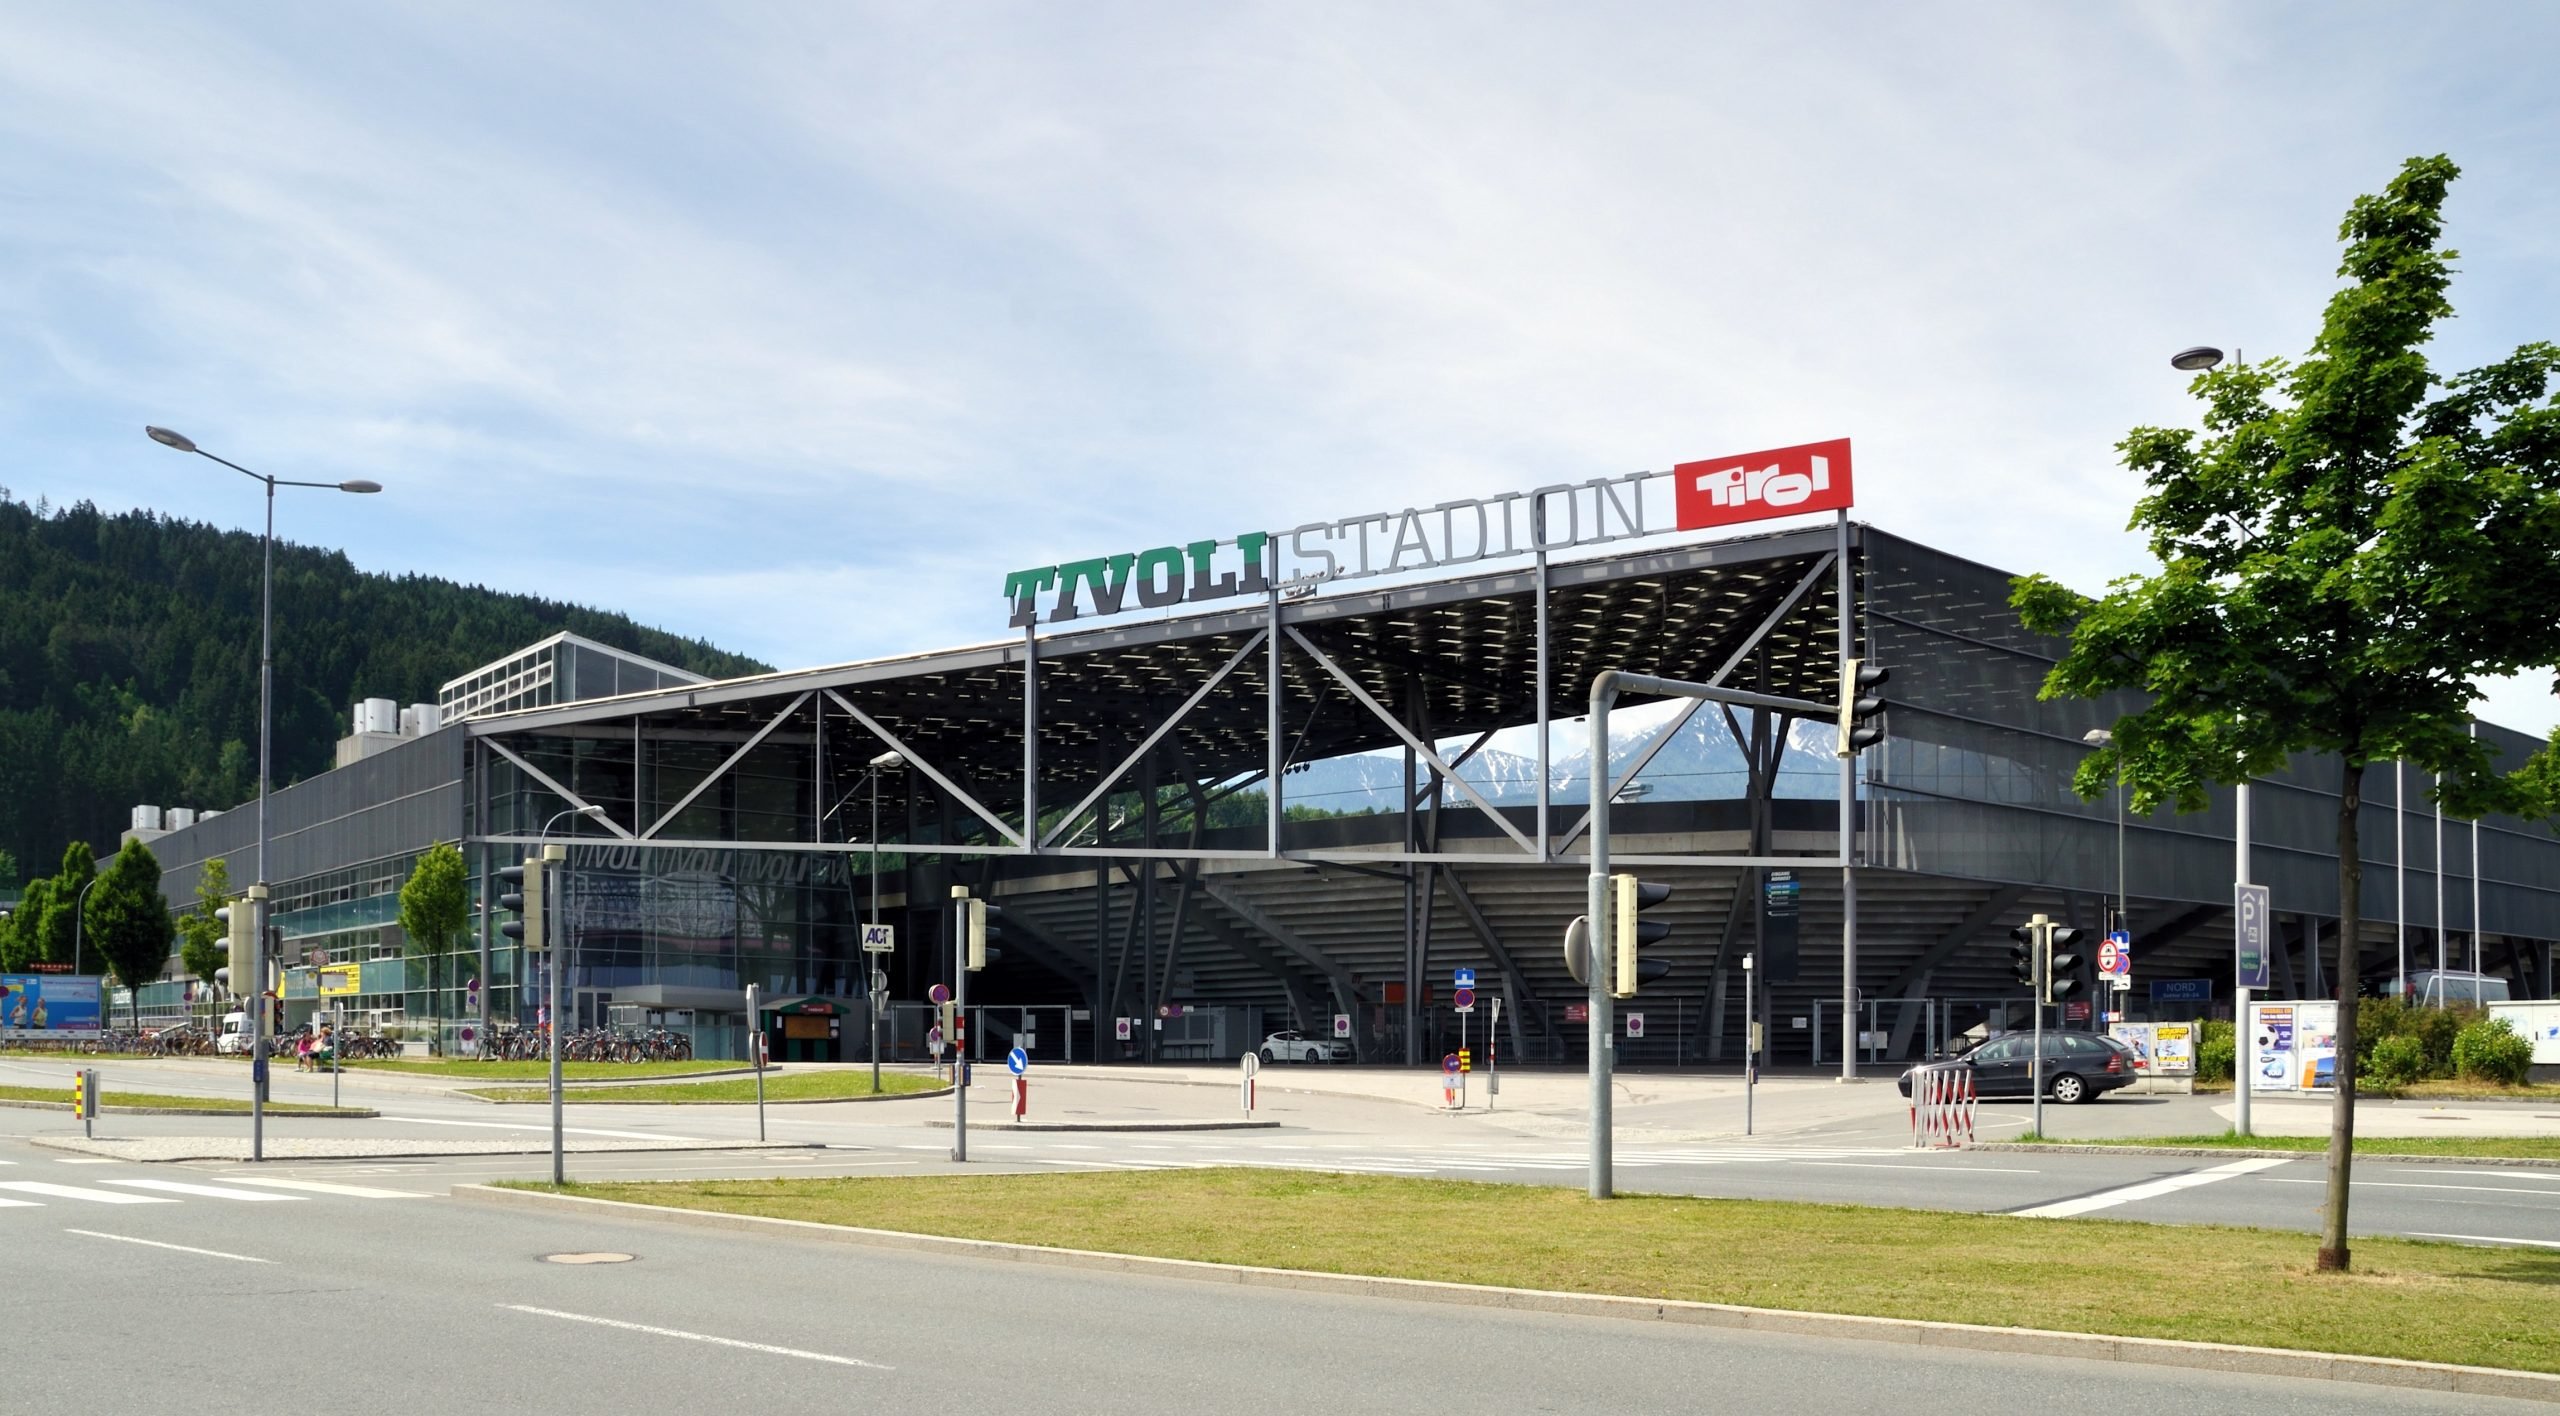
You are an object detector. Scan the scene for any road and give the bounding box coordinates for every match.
[8,1159,2546,1415]
[6,1054,2554,1249]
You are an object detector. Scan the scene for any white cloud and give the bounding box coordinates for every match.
[3,2,2557,732]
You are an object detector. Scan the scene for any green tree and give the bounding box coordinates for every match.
[176,856,234,1018]
[0,849,18,891]
[2013,155,2560,1272]
[84,842,174,1029]
[398,843,471,1029]
[0,875,42,971]
[36,840,95,967]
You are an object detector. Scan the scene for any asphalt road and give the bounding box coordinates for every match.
[9,1166,2546,1415]
[4,1056,2557,1248]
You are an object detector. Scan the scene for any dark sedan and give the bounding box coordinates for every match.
[1897,1030,2138,1104]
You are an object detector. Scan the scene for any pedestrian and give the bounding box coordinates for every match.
[313,1023,335,1072]
[295,1029,313,1072]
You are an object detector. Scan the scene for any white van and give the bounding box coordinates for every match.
[217,1011,251,1055]
[2394,970,2512,1007]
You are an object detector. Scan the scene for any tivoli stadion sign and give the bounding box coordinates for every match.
[1002,438,1851,628]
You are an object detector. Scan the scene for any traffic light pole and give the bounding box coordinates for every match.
[951,887,970,1164]
[1587,669,1830,1199]
[2031,914,2047,1138]
[546,844,566,1187]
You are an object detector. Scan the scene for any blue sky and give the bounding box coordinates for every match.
[4,3,2557,731]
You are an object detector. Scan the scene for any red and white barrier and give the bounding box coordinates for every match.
[1908,1062,1976,1149]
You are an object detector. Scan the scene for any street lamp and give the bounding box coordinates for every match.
[865,749,903,1092]
[145,426,381,1162]
[534,803,605,1189]
[2081,728,2128,933]
[2166,346,2254,1135]
[73,873,103,980]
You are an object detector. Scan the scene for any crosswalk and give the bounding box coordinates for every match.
[0,1172,430,1212]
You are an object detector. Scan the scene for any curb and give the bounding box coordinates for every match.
[34,1137,822,1162]
[457,1086,955,1107]
[448,1184,2560,1404]
[0,1099,378,1118]
[921,1119,1282,1133]
[1978,1142,2560,1169]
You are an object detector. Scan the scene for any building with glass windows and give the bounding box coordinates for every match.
[125,521,2560,1066]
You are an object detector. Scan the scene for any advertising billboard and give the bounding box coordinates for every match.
[0,974,104,1033]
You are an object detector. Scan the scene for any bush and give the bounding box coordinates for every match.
[2195,1018,2235,1083]
[2412,1004,2480,1078]
[2362,1033,2429,1088]
[2451,1016,2532,1086]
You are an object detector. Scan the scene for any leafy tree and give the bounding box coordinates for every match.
[0,849,17,889]
[0,489,770,878]
[176,856,234,1015]
[2013,156,2560,1272]
[36,840,95,967]
[398,843,471,1026]
[84,841,174,1029]
[0,875,42,971]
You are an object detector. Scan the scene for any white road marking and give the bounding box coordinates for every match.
[2012,1157,2292,1218]
[55,1157,124,1166]
[65,1229,272,1263]
[0,1181,176,1205]
[2408,1232,2560,1249]
[383,1117,691,1141]
[2261,1177,2560,1198]
[1795,1161,2043,1173]
[0,1195,37,1208]
[218,1177,431,1199]
[501,1305,891,1369]
[104,1178,305,1202]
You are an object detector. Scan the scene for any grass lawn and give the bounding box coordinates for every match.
[343,1058,740,1081]
[2014,1131,2560,1161]
[0,1084,364,1115]
[466,1070,944,1104]
[2193,1078,2560,1101]
[533,1169,2560,1374]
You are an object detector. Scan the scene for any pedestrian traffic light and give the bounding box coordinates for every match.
[498,857,546,953]
[1610,873,1672,999]
[218,895,253,993]
[2007,924,2038,989]
[952,889,1003,971]
[1837,658,1891,757]
[2044,925,2087,1004]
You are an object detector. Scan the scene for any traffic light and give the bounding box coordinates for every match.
[2007,924,2038,990]
[954,890,1003,971]
[218,895,253,995]
[1562,915,1596,987]
[1610,873,1672,999]
[2044,925,2087,1004]
[498,857,546,953]
[1837,658,1890,757]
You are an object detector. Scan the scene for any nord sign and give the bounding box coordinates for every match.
[1001,439,1852,627]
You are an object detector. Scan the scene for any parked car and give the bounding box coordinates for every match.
[1258,1029,1350,1064]
[1897,1031,2137,1104]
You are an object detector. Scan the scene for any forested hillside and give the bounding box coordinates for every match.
[0,490,771,874]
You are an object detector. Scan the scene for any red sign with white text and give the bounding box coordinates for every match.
[1672,438,1854,530]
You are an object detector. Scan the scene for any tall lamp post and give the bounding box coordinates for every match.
[145,426,380,1161]
[866,750,903,1092]
[2081,726,2128,926]
[534,804,606,1187]
[2167,347,2258,1135]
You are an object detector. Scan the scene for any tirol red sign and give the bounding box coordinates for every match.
[1672,438,1853,531]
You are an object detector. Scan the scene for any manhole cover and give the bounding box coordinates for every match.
[543,1252,635,1265]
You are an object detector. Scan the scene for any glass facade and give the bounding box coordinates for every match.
[440,632,705,723]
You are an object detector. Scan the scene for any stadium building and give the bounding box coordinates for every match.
[127,446,2560,1066]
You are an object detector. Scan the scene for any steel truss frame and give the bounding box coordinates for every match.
[467,526,1860,1050]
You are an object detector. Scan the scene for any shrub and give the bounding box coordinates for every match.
[2362,1033,2429,1088]
[2451,1015,2532,1086]
[2412,1004,2480,1079]
[2195,1018,2235,1083]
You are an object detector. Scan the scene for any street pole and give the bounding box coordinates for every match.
[1587,681,1615,1199]
[871,767,882,1095]
[141,427,379,1162]
[951,887,970,1163]
[2031,913,2048,1138]
[746,983,765,1141]
[1836,508,1858,1083]
[1743,951,1756,1136]
[546,842,566,1187]
[2235,779,2253,1139]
